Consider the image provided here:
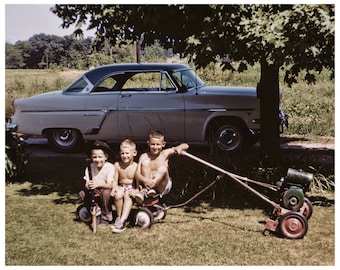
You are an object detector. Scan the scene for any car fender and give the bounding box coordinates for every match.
[202,112,246,138]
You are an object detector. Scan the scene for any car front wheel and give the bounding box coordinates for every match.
[46,128,83,152]
[214,123,245,152]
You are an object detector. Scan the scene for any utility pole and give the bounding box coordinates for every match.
[136,37,140,63]
[136,33,145,63]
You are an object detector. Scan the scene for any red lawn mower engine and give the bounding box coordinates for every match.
[276,168,313,213]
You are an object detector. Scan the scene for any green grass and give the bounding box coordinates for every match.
[5,146,335,266]
[5,181,334,266]
[282,77,334,136]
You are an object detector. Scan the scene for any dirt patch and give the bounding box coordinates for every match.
[279,135,334,175]
[280,135,334,150]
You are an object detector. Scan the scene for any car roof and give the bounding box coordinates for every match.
[84,63,190,84]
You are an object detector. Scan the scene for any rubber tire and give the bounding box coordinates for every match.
[46,128,83,152]
[135,208,154,228]
[76,204,91,224]
[153,209,167,220]
[214,123,244,152]
[279,212,308,239]
[301,198,313,220]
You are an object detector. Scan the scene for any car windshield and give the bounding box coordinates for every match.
[171,69,205,90]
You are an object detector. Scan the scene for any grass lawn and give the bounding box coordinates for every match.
[5,181,335,266]
[5,149,335,266]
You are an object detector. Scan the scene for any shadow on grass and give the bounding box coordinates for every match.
[10,155,85,204]
[148,210,270,236]
[7,143,334,210]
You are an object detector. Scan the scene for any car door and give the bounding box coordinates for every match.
[117,71,185,141]
[84,76,120,140]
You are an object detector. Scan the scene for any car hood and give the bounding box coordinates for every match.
[195,85,257,97]
[184,85,259,111]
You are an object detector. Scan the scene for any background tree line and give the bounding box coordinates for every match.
[5,34,173,69]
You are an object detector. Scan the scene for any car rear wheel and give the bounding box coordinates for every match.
[213,123,245,152]
[46,128,83,152]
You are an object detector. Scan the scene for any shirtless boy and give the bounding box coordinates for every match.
[111,139,138,233]
[134,130,189,204]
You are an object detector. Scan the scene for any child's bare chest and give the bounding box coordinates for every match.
[149,156,168,171]
[118,164,137,182]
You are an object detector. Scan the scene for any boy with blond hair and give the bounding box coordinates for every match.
[111,139,138,233]
[134,130,189,204]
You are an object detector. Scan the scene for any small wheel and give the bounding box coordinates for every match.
[151,204,167,220]
[279,212,308,239]
[135,208,154,228]
[153,209,167,220]
[263,229,271,236]
[300,198,313,220]
[76,204,91,224]
[46,128,83,152]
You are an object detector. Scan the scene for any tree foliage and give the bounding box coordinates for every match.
[5,34,168,69]
[51,4,334,83]
[6,127,30,180]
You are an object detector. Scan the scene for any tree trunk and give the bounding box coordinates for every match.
[257,61,281,167]
[136,37,141,63]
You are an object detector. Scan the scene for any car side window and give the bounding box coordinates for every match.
[121,72,176,92]
[160,72,176,91]
[93,77,117,92]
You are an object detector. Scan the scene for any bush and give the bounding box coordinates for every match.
[5,125,30,180]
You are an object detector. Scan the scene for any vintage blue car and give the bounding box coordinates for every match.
[9,63,287,152]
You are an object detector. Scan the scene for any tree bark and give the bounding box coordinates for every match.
[136,37,141,63]
[257,61,281,167]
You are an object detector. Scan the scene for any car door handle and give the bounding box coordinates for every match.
[101,109,116,114]
[120,94,132,98]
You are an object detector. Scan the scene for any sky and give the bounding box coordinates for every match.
[4,1,336,44]
[5,4,96,44]
[3,1,198,44]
